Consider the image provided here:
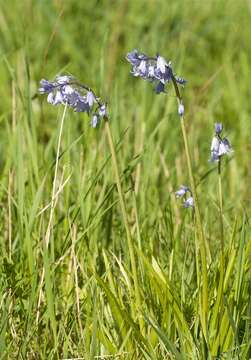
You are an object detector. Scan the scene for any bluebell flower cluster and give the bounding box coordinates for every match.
[39,75,107,127]
[175,185,194,209]
[126,49,186,94]
[210,122,233,162]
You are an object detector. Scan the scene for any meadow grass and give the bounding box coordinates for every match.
[0,0,250,358]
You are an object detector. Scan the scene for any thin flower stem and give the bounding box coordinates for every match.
[218,159,224,253]
[45,103,68,248]
[171,76,208,339]
[104,117,142,331]
[37,104,67,342]
[218,157,225,351]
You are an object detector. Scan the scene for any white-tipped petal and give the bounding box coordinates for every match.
[178,103,184,116]
[86,91,96,107]
[157,55,168,73]
[210,136,220,152]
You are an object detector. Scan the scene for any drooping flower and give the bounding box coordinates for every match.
[74,97,90,113]
[89,104,107,128]
[210,136,221,162]
[61,85,82,107]
[209,123,233,162]
[56,75,73,85]
[47,90,63,106]
[154,55,173,84]
[91,114,99,128]
[183,196,194,208]
[39,79,56,94]
[86,91,97,107]
[215,122,223,135]
[155,82,165,94]
[126,49,186,94]
[126,49,148,67]
[220,138,232,155]
[156,55,168,73]
[178,103,184,117]
[98,104,107,117]
[39,75,107,127]
[175,185,190,198]
[175,76,187,85]
[175,185,194,209]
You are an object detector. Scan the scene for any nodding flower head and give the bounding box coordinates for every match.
[215,122,223,135]
[210,122,233,162]
[39,75,107,128]
[126,49,186,94]
[175,185,194,209]
[183,196,194,208]
[178,103,184,117]
[175,185,190,198]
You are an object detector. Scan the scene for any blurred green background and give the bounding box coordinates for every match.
[1,0,251,203]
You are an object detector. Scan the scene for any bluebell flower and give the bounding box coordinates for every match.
[156,55,168,74]
[126,49,186,94]
[55,75,73,85]
[86,91,96,107]
[126,49,148,67]
[138,60,147,74]
[98,104,107,117]
[175,185,190,198]
[175,76,187,85]
[183,196,194,208]
[61,85,81,107]
[91,114,99,128]
[154,55,173,84]
[39,79,56,94]
[155,82,165,94]
[39,75,107,127]
[178,103,184,117]
[175,185,194,209]
[209,123,233,162]
[89,104,107,128]
[74,97,90,113]
[47,90,64,106]
[215,122,223,135]
[210,136,221,162]
[218,138,232,156]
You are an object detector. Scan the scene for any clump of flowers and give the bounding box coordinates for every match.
[210,122,233,162]
[39,75,107,127]
[126,49,186,94]
[175,185,194,208]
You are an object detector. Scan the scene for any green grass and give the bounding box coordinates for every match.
[0,0,251,358]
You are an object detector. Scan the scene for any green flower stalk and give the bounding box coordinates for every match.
[126,49,209,339]
[39,75,142,331]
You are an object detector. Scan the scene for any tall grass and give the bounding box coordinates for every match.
[0,0,250,358]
